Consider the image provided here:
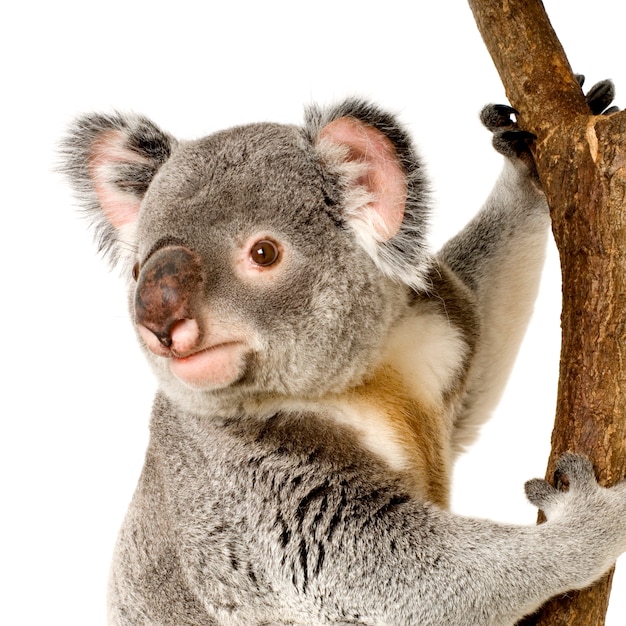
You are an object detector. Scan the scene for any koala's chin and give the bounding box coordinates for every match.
[168,342,251,390]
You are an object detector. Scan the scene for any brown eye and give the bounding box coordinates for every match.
[250,240,279,266]
[132,262,140,281]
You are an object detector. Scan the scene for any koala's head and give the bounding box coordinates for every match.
[62,100,431,414]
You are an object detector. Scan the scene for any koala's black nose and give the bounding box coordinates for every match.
[134,245,203,349]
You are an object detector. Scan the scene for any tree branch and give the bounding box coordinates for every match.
[468,1,626,624]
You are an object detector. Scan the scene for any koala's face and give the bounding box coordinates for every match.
[131,124,399,409]
[63,100,430,414]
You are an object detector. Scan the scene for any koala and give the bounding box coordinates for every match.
[62,80,626,625]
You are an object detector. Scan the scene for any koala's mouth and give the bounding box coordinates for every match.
[169,341,249,390]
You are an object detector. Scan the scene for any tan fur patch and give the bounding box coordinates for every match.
[340,365,452,507]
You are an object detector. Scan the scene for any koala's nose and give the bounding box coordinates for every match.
[134,245,203,351]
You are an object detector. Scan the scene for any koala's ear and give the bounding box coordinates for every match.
[61,113,175,266]
[318,116,407,241]
[307,100,432,291]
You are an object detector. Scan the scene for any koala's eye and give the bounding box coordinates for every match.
[132,262,140,281]
[250,239,279,267]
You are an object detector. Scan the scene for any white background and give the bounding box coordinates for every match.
[2,1,625,623]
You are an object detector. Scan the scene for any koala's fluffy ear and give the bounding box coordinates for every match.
[61,113,175,266]
[306,100,432,291]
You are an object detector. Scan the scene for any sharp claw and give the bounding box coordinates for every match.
[493,104,518,116]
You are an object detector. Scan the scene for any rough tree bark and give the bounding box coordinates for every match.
[467,1,626,625]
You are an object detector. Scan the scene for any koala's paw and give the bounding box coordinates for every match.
[576,75,619,115]
[480,103,540,187]
[480,104,536,161]
[481,76,618,176]
[524,453,597,518]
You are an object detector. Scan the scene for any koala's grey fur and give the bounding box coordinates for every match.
[61,84,626,625]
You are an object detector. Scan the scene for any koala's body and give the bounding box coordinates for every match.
[63,84,626,625]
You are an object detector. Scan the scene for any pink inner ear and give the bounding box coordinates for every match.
[319,117,407,240]
[88,130,148,230]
